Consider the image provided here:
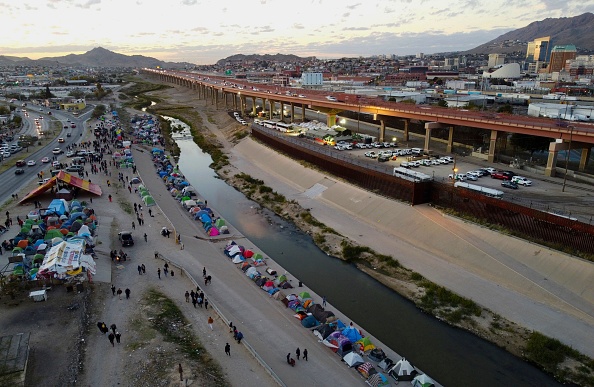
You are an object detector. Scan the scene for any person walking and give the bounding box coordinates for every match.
[97,321,105,334]
[303,348,308,361]
[178,364,183,381]
[141,264,146,274]
[144,233,147,242]
[157,268,161,279]
[116,288,122,300]
[125,288,131,299]
[163,266,168,276]
[110,324,117,334]
[101,323,108,334]
[208,316,214,330]
[108,194,112,202]
[148,208,152,217]
[296,347,300,360]
[229,321,234,333]
[137,265,142,275]
[204,299,209,310]
[225,343,231,356]
[111,284,116,296]
[236,331,243,344]
[203,267,207,278]
[115,331,121,344]
[286,353,291,364]
[132,221,135,230]
[191,297,197,308]
[108,332,115,347]
[185,291,190,302]
[322,296,327,307]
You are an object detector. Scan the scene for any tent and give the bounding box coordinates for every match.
[142,195,156,207]
[301,315,319,328]
[343,352,365,368]
[388,358,417,381]
[342,326,362,343]
[356,337,376,353]
[298,291,311,301]
[366,373,389,387]
[313,324,336,341]
[231,255,245,264]
[412,374,435,387]
[368,348,386,362]
[357,362,377,379]
[378,358,394,372]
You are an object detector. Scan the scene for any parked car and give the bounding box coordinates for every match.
[118,231,134,247]
[448,173,467,181]
[501,180,519,189]
[65,165,84,173]
[52,147,63,155]
[490,171,510,180]
[511,176,532,186]
[365,151,378,158]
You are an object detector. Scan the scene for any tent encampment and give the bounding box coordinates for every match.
[142,195,156,207]
[366,372,390,387]
[356,337,375,353]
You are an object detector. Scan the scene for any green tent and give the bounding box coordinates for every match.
[299,291,311,299]
[278,274,287,283]
[215,218,226,228]
[44,229,64,241]
[20,226,31,234]
[252,252,263,260]
[412,374,435,387]
[142,195,156,207]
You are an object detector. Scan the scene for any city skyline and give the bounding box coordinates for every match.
[1,0,593,65]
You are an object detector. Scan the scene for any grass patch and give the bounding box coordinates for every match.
[418,280,482,322]
[118,197,133,214]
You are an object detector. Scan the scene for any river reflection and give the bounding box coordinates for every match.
[165,116,563,387]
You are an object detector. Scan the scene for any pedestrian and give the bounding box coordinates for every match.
[110,324,117,334]
[115,331,121,344]
[132,221,135,230]
[322,296,327,307]
[108,332,115,347]
[111,284,116,296]
[101,323,108,334]
[204,299,209,310]
[125,288,130,299]
[225,343,231,356]
[236,331,243,344]
[163,266,168,276]
[233,326,237,339]
[197,296,203,308]
[144,233,147,242]
[287,353,291,364]
[185,291,190,302]
[208,316,214,330]
[116,288,122,299]
[303,348,308,361]
[97,321,104,334]
[296,347,300,360]
[178,364,183,382]
[157,268,161,279]
[192,297,197,308]
[149,208,152,217]
[180,242,184,250]
[229,321,233,332]
[164,262,169,271]
[108,194,112,202]
[141,264,146,274]
[203,267,207,278]
[137,265,142,275]
[170,270,174,277]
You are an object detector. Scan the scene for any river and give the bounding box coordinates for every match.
[165,117,562,387]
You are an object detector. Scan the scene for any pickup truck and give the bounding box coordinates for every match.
[490,171,511,180]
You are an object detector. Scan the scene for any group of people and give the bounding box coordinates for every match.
[287,347,308,366]
[185,288,207,309]
[157,262,175,279]
[96,322,121,347]
[111,285,131,300]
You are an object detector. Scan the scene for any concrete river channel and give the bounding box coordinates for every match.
[165,116,562,387]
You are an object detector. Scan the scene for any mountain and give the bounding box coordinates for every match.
[216,53,313,66]
[465,12,594,55]
[0,47,194,68]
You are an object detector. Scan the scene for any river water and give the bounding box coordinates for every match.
[166,117,562,387]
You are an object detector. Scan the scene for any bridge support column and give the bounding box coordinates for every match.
[487,130,498,163]
[290,104,295,123]
[240,96,246,114]
[544,140,569,177]
[252,97,257,116]
[446,126,455,153]
[579,147,591,172]
[301,106,306,121]
[280,102,285,120]
[379,120,385,143]
[403,119,410,141]
[424,122,443,152]
[327,113,337,127]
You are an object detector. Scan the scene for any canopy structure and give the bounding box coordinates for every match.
[19,171,102,203]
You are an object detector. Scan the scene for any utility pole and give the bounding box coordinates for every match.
[562,126,574,192]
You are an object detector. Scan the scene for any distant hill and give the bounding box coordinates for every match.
[216,53,313,66]
[0,47,193,69]
[465,12,594,55]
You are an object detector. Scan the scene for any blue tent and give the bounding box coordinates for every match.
[48,199,67,215]
[342,326,362,343]
[301,315,319,328]
[152,148,164,154]
[69,212,87,221]
[158,171,168,178]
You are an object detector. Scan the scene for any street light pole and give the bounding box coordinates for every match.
[562,126,574,192]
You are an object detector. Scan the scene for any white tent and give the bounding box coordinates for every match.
[343,352,365,368]
[232,255,245,264]
[412,374,435,387]
[388,358,417,381]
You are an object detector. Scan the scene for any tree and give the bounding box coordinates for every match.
[497,104,513,114]
[92,104,106,119]
[69,89,85,99]
[45,86,53,98]
[437,99,448,107]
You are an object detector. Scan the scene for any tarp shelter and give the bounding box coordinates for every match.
[412,374,435,387]
[19,171,102,204]
[301,315,318,328]
[343,352,365,368]
[388,358,417,381]
[357,362,377,379]
[366,373,389,387]
[356,337,375,352]
[47,199,67,215]
[313,324,336,341]
[342,326,362,343]
[368,348,386,362]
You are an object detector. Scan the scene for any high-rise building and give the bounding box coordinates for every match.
[488,54,506,68]
[526,36,551,62]
[548,45,577,73]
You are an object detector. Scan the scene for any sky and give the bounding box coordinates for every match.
[1,0,594,65]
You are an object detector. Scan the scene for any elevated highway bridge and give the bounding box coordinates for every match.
[142,68,594,177]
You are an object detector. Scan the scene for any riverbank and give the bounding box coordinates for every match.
[132,76,594,386]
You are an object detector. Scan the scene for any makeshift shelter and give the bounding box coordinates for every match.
[301,315,319,328]
[378,358,394,372]
[366,373,389,387]
[356,337,376,353]
[412,374,435,387]
[343,352,365,368]
[368,348,386,362]
[313,324,336,341]
[342,326,362,343]
[323,332,352,356]
[388,358,417,381]
[357,362,377,379]
[47,199,67,216]
[231,255,245,264]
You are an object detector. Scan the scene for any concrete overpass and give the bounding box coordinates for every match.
[141,68,594,176]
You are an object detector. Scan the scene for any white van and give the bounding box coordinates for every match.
[411,148,423,155]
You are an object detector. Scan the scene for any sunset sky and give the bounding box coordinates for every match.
[1,0,593,64]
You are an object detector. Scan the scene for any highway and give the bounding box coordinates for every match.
[0,105,90,205]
